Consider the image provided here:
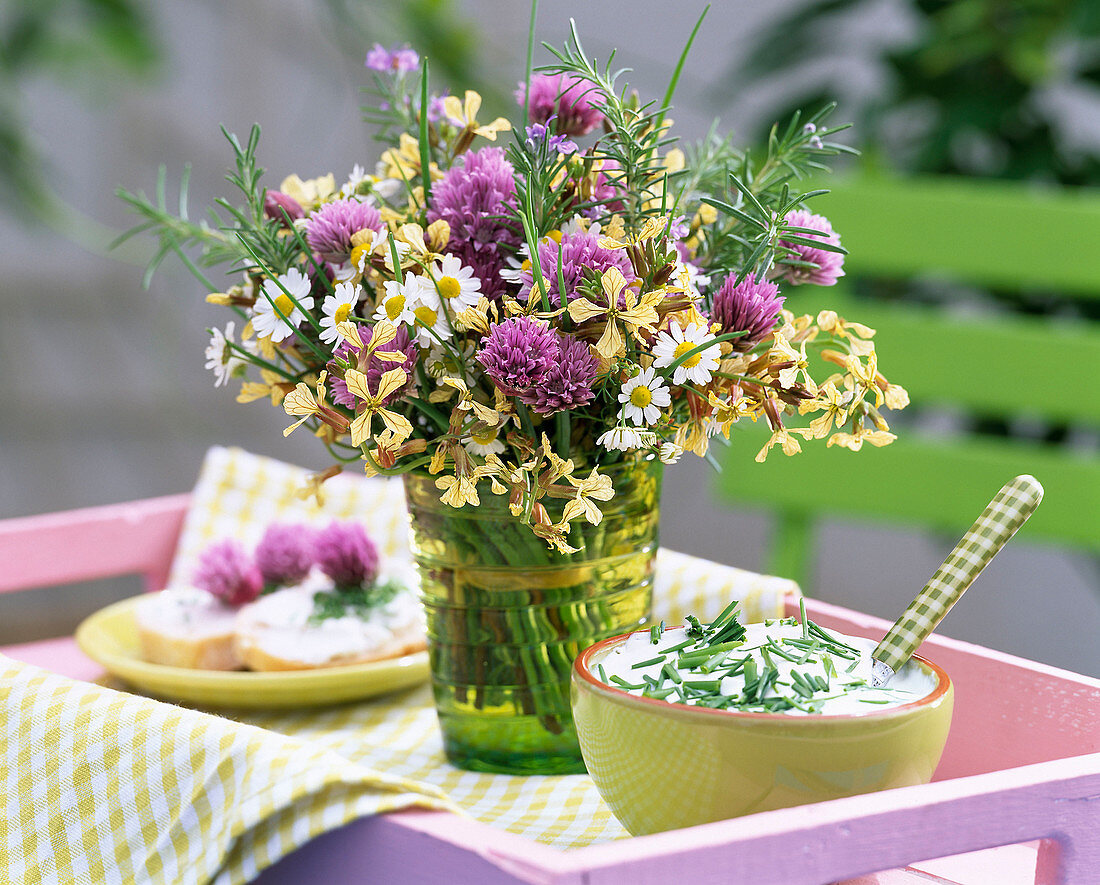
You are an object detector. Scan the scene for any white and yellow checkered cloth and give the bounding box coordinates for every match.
[2,446,799,884]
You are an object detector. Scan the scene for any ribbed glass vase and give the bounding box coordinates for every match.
[403,458,662,775]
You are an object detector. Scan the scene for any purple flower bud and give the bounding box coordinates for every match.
[711,273,785,352]
[305,198,383,263]
[314,522,380,588]
[773,210,845,286]
[366,43,419,74]
[516,73,604,136]
[263,190,304,224]
[519,332,598,414]
[193,539,263,606]
[476,315,558,395]
[255,523,316,586]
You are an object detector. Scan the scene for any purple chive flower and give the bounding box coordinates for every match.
[327,324,418,409]
[773,210,845,286]
[428,147,520,299]
[193,539,263,606]
[524,122,578,156]
[314,522,380,588]
[521,227,634,307]
[255,523,316,586]
[519,333,598,414]
[305,199,383,263]
[428,147,520,252]
[366,43,419,74]
[516,73,604,136]
[427,92,450,123]
[263,190,304,224]
[711,273,786,352]
[476,315,558,395]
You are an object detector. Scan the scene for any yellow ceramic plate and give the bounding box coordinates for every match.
[75,595,430,709]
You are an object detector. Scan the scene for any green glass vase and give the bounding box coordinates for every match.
[403,458,662,775]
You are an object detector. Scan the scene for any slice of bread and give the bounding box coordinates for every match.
[135,587,244,670]
[233,585,426,672]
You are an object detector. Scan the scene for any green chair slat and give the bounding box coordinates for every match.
[810,176,1100,298]
[712,174,1100,588]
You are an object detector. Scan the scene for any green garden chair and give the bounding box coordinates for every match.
[714,174,1100,589]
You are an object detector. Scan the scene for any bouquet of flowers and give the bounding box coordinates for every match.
[118,21,907,555]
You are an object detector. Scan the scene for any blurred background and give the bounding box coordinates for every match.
[2,0,1097,675]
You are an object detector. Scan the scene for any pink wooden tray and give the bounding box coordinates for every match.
[2,495,1098,884]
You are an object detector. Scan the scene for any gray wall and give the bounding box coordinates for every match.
[2,0,1097,676]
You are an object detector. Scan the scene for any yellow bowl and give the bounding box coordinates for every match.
[571,629,953,835]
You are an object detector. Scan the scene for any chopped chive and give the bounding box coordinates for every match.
[846,657,862,673]
[644,686,676,700]
[814,674,830,692]
[678,638,746,667]
[765,641,800,663]
[631,654,668,669]
[709,620,747,646]
[859,697,891,704]
[823,655,837,678]
[684,679,723,691]
[709,599,741,630]
[609,675,646,690]
[597,663,607,683]
[662,661,682,684]
[665,638,696,654]
[799,597,809,639]
[808,621,861,655]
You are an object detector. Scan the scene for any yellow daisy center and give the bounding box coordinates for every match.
[384,294,406,320]
[471,427,498,445]
[414,305,438,327]
[274,294,295,317]
[673,340,701,368]
[349,243,370,270]
[630,386,653,409]
[438,276,461,299]
[334,303,352,324]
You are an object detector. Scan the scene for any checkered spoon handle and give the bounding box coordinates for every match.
[871,475,1044,686]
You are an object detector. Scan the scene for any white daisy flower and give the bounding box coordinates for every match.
[464,424,506,456]
[204,321,246,387]
[618,367,672,426]
[340,163,374,198]
[373,275,420,327]
[319,282,362,347]
[596,422,655,452]
[658,441,684,464]
[500,249,531,286]
[253,268,314,343]
[406,274,454,347]
[423,254,482,313]
[651,321,721,386]
[426,339,478,386]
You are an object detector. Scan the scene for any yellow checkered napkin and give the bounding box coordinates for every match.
[0,654,458,885]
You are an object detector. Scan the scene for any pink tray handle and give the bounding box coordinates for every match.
[0,494,190,595]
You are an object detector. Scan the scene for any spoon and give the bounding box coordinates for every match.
[870,474,1044,687]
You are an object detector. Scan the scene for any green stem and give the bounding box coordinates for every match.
[419,57,433,207]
